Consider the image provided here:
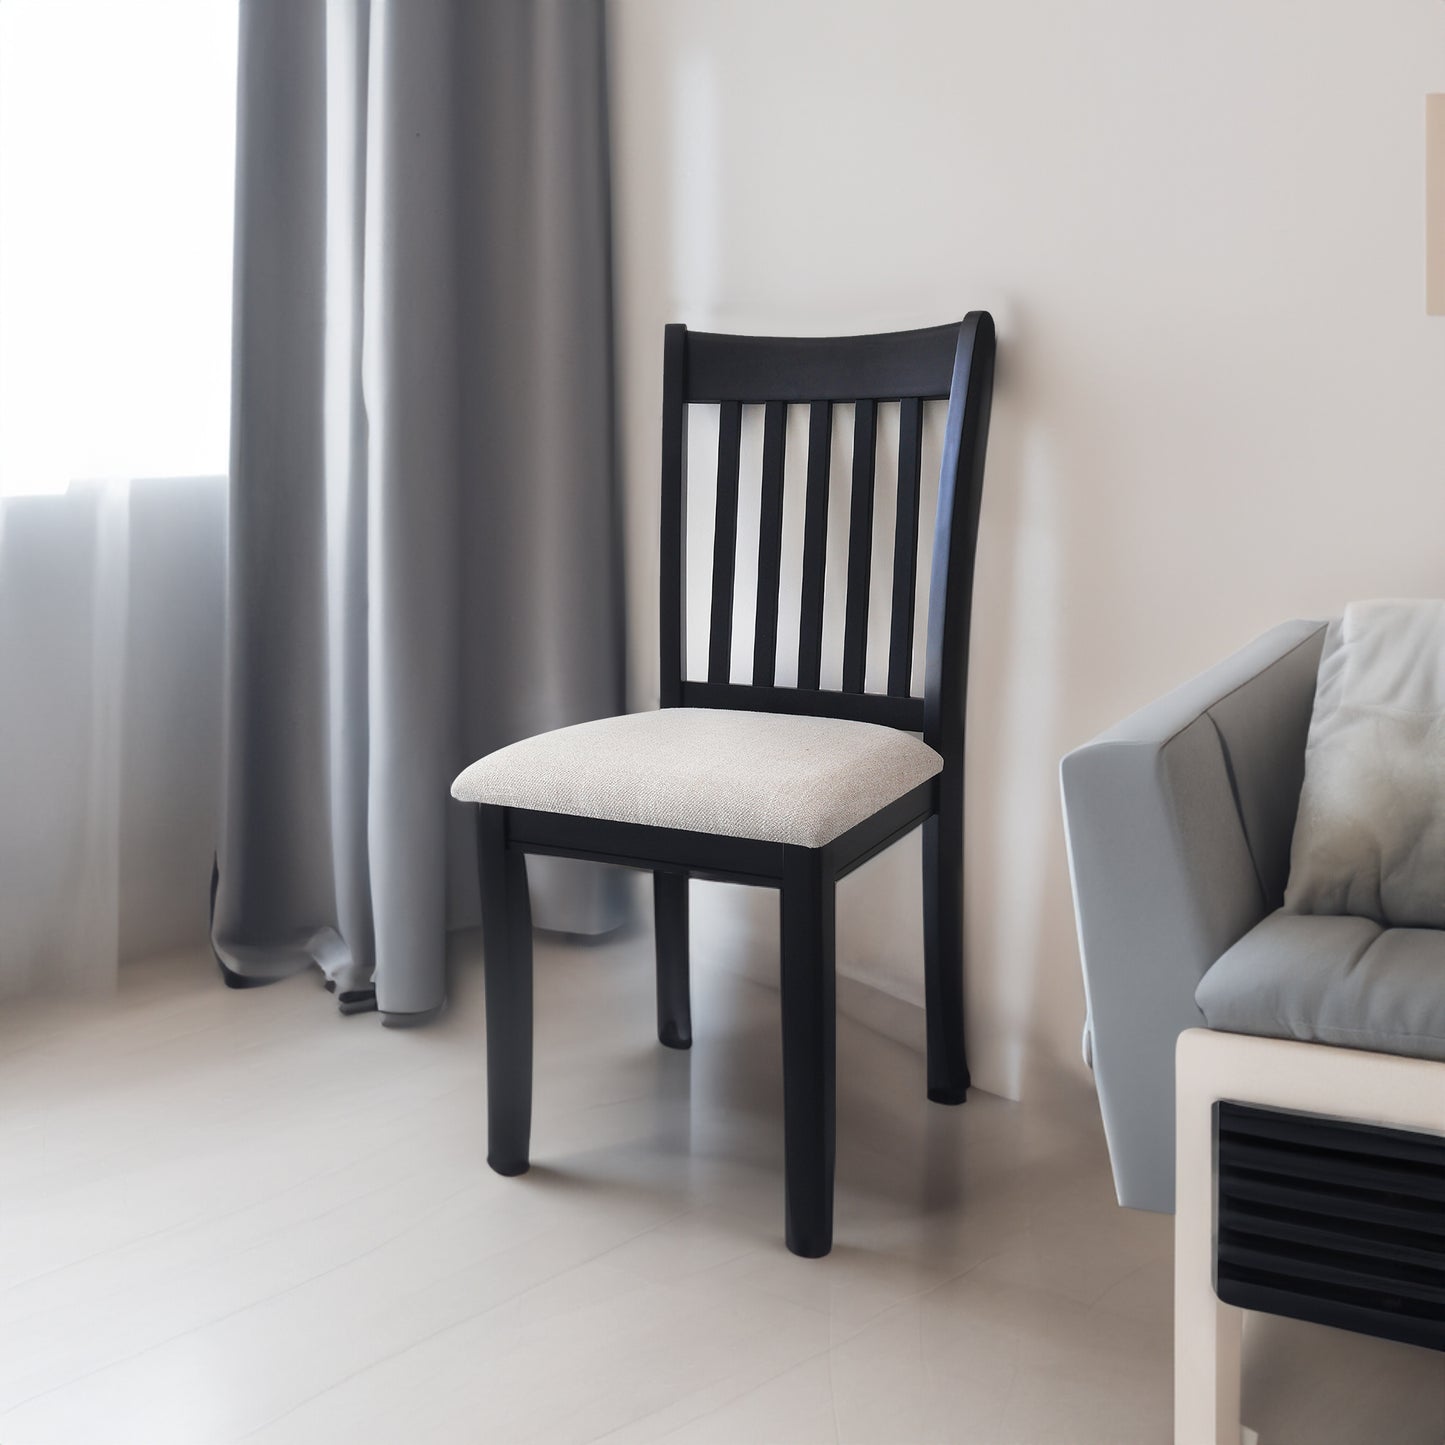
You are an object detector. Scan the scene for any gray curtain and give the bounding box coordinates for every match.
[214,0,626,1021]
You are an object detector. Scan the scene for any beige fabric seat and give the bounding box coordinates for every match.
[451,707,944,848]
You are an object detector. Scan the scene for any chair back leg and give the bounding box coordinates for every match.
[653,870,692,1049]
[780,845,837,1257]
[923,810,970,1103]
[476,805,534,1176]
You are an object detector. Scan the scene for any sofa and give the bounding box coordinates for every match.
[1060,618,1445,1214]
[1062,618,1445,1441]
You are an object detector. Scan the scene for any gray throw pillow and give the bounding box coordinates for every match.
[1284,599,1445,927]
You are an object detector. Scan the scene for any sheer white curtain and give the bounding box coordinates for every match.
[0,487,128,996]
[0,2,235,998]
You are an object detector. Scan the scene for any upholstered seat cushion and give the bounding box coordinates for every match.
[1196,910,1445,1061]
[450,707,943,848]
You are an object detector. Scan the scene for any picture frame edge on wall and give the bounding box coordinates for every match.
[1427,93,1445,316]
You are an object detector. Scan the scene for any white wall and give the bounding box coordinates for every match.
[608,0,1445,1100]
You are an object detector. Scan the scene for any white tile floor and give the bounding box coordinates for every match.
[1,927,1441,1445]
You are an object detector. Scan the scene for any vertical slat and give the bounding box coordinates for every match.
[796,401,832,690]
[840,398,877,693]
[752,401,788,685]
[658,324,688,707]
[887,396,924,697]
[707,400,744,684]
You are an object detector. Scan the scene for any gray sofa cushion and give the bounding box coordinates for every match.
[1196,909,1445,1061]
[1285,600,1445,928]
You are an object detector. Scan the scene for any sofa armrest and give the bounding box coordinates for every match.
[1060,619,1327,1211]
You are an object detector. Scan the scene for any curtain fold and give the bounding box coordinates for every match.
[214,0,626,1020]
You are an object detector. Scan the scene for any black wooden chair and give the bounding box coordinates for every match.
[451,316,996,1257]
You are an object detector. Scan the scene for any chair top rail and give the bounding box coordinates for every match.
[682,324,961,404]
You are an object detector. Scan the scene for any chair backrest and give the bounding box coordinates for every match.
[658,315,995,774]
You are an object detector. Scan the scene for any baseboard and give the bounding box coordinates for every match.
[835,971,925,1056]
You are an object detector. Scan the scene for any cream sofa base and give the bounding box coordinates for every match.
[1173,1028,1445,1445]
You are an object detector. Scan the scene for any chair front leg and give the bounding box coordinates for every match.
[779,845,837,1258]
[476,804,533,1176]
[923,803,969,1104]
[653,870,692,1049]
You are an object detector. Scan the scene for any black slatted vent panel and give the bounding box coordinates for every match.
[1214,1101,1445,1352]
